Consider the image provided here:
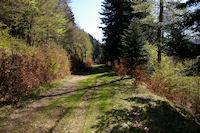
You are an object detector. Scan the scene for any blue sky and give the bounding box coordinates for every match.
[70,0,104,42]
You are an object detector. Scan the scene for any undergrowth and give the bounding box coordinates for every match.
[108,43,200,117]
[0,24,71,104]
[134,45,200,117]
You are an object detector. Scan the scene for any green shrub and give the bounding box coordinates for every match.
[135,44,200,116]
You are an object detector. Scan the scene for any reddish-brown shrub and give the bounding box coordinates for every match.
[37,45,71,79]
[0,52,43,103]
[112,58,131,77]
[191,94,200,115]
[133,65,149,85]
[0,45,71,104]
[132,66,200,116]
[133,67,184,101]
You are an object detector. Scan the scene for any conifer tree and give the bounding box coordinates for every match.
[120,0,151,69]
[164,0,200,59]
[178,0,200,33]
[157,0,164,63]
[100,0,133,63]
[121,21,148,69]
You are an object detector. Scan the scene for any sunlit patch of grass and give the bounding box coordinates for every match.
[80,72,135,132]
[42,90,86,113]
[78,75,97,88]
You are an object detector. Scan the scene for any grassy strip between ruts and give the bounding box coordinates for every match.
[46,72,102,132]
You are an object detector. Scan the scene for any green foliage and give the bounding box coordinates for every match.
[164,20,200,60]
[185,59,200,76]
[160,0,200,60]
[30,0,69,45]
[0,0,73,46]
[89,34,103,63]
[177,0,200,33]
[131,0,156,43]
[0,23,36,54]
[147,44,188,85]
[146,44,200,115]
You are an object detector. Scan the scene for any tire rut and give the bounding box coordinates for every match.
[0,75,88,133]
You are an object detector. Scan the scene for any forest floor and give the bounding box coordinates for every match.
[0,65,200,133]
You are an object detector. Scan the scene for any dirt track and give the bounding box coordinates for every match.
[0,75,88,133]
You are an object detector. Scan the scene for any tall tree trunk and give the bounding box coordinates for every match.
[27,22,32,46]
[27,14,33,46]
[157,0,164,63]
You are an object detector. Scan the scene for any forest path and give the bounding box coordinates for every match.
[1,65,200,133]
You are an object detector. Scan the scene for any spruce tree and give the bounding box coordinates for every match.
[166,26,199,59]
[121,21,148,69]
[164,0,200,59]
[120,0,151,69]
[178,0,200,33]
[100,0,133,63]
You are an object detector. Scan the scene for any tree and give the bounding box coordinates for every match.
[166,25,199,59]
[121,21,148,69]
[131,0,156,43]
[61,24,94,60]
[0,0,73,46]
[178,0,200,33]
[157,0,164,63]
[119,0,151,69]
[164,0,200,60]
[100,0,133,63]
[89,34,103,63]
[0,0,38,41]
[29,0,70,45]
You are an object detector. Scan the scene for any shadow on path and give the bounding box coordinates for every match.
[29,65,130,101]
[92,96,200,133]
[73,65,110,76]
[35,77,131,100]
